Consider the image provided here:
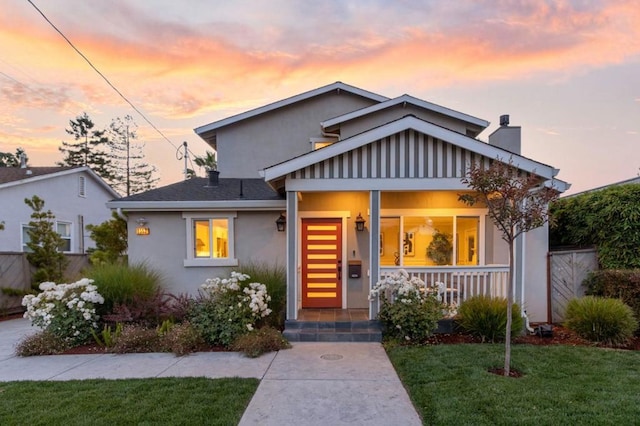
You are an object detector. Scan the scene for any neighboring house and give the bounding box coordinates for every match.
[108,82,569,323]
[0,166,120,254]
[563,176,640,198]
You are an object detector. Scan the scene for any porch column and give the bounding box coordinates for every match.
[286,191,298,320]
[369,190,380,319]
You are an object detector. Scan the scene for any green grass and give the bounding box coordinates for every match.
[0,377,258,425]
[388,344,640,425]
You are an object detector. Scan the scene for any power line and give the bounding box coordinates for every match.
[26,0,179,151]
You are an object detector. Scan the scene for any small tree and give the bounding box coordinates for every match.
[86,212,128,264]
[24,196,69,285]
[459,159,558,376]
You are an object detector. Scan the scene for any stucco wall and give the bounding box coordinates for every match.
[340,104,468,139]
[0,171,115,253]
[522,224,549,322]
[127,210,286,296]
[216,92,378,178]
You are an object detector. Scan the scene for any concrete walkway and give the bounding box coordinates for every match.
[0,319,421,425]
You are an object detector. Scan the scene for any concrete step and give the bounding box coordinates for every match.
[283,320,382,342]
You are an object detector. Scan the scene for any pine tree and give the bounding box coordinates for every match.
[58,112,114,182]
[108,115,158,196]
[24,195,69,285]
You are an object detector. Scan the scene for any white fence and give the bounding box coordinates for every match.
[379,266,510,306]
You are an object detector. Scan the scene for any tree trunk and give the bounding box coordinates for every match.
[504,240,515,377]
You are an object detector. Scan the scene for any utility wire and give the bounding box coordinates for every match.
[27,0,179,150]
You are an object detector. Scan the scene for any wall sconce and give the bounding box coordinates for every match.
[355,212,366,232]
[275,213,286,232]
[135,217,150,236]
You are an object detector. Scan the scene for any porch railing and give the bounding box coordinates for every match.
[379,266,510,307]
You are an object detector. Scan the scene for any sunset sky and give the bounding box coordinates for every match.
[1,0,638,195]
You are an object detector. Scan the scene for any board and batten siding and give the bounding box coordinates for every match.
[289,130,492,181]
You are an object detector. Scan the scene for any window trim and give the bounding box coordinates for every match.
[182,212,238,267]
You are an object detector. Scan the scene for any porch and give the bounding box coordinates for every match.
[378,266,510,307]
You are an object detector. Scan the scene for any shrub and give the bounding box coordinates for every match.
[161,322,206,356]
[22,279,104,346]
[550,184,640,269]
[241,262,286,329]
[564,296,638,345]
[456,296,524,342]
[103,290,191,327]
[109,324,162,353]
[584,269,640,332]
[188,272,272,347]
[230,326,290,358]
[86,262,163,316]
[369,269,443,343]
[15,331,70,356]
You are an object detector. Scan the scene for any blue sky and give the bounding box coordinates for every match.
[1,0,638,194]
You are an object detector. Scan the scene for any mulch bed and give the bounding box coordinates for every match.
[426,324,640,351]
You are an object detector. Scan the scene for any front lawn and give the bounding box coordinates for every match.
[0,377,258,425]
[388,344,640,425]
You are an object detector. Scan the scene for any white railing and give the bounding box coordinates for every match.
[379,265,510,307]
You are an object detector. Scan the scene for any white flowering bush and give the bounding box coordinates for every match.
[22,279,104,346]
[369,269,443,343]
[189,271,272,347]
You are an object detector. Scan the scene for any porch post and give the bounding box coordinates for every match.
[369,190,380,319]
[286,191,298,320]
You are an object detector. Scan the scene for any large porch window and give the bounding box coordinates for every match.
[380,214,480,267]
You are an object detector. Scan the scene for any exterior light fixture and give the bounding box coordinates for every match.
[135,217,150,236]
[276,213,286,232]
[355,212,366,232]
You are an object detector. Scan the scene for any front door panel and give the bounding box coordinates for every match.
[301,218,342,308]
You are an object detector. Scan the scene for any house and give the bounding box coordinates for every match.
[108,82,569,327]
[0,166,120,253]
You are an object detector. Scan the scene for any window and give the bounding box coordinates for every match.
[21,225,32,252]
[183,212,238,267]
[57,222,72,252]
[78,176,86,197]
[380,214,481,267]
[21,221,73,253]
[310,137,337,151]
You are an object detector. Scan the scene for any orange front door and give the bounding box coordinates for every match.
[301,218,342,308]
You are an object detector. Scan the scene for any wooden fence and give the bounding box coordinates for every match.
[548,248,598,323]
[0,253,89,314]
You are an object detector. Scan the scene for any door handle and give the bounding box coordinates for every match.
[337,260,342,280]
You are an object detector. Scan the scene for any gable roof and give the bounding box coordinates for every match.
[107,177,285,211]
[194,82,389,146]
[263,115,569,192]
[321,94,489,134]
[0,166,120,198]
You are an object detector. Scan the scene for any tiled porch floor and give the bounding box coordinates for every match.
[296,308,369,322]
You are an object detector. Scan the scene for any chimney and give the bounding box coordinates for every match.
[489,114,521,155]
[207,169,220,186]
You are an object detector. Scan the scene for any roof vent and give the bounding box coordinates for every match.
[499,114,510,126]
